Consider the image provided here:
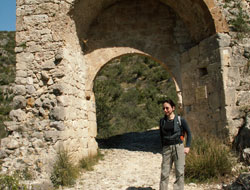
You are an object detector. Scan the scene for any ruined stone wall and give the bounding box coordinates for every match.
[181,34,230,137]
[216,0,250,149]
[0,0,97,180]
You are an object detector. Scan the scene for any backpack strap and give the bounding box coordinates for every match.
[177,116,181,126]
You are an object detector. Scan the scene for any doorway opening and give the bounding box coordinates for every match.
[93,54,178,140]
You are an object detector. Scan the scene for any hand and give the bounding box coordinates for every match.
[184,147,190,154]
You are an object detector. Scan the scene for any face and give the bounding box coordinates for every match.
[163,102,175,116]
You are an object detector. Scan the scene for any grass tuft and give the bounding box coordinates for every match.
[50,148,79,188]
[185,135,234,183]
[79,150,104,171]
[0,173,28,190]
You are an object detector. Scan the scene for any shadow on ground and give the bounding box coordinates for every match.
[126,187,155,190]
[96,129,162,154]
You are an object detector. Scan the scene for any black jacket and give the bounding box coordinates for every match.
[159,115,192,147]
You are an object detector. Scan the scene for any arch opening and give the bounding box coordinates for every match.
[93,54,179,141]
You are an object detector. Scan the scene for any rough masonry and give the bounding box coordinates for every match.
[0,0,249,183]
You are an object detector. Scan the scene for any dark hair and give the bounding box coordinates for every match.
[162,98,176,108]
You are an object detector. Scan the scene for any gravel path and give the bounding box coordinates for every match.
[64,129,222,190]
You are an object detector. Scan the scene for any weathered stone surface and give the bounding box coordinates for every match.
[13,96,26,109]
[31,132,44,139]
[44,131,61,142]
[9,109,26,122]
[237,91,250,106]
[0,149,7,159]
[50,106,65,120]
[35,98,43,107]
[3,121,20,132]
[50,121,65,131]
[1,137,20,150]
[13,85,26,95]
[32,139,45,148]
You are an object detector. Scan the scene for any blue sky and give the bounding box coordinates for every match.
[0,1,16,31]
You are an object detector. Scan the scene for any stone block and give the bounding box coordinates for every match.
[0,149,7,159]
[44,131,61,142]
[26,85,36,95]
[32,139,44,149]
[49,84,64,96]
[16,52,34,67]
[222,66,240,88]
[16,70,28,78]
[87,138,98,157]
[9,109,27,122]
[35,98,43,107]
[13,96,26,109]
[15,77,27,85]
[32,132,44,139]
[64,107,77,120]
[41,60,56,70]
[14,85,26,95]
[220,48,232,66]
[4,121,20,132]
[224,88,236,106]
[50,121,65,131]
[1,137,20,150]
[50,106,65,121]
[88,111,97,121]
[237,91,250,106]
[88,121,97,137]
[216,33,231,47]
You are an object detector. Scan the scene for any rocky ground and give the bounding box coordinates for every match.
[63,129,224,190]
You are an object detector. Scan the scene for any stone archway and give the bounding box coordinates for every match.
[71,0,230,139]
[1,0,232,181]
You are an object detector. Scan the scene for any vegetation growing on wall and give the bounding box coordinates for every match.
[51,148,104,187]
[224,0,250,38]
[93,55,177,139]
[50,149,79,187]
[0,174,27,189]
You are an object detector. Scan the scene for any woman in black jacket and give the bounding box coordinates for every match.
[159,99,192,190]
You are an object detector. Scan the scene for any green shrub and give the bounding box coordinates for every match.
[79,150,104,171]
[50,149,79,188]
[94,54,177,138]
[0,88,14,139]
[185,135,234,183]
[0,173,27,190]
[16,167,34,181]
[229,3,250,37]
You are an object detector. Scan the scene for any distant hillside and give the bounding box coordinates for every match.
[0,31,16,139]
[0,31,16,85]
[94,55,177,138]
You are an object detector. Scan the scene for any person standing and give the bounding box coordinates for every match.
[159,99,192,190]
